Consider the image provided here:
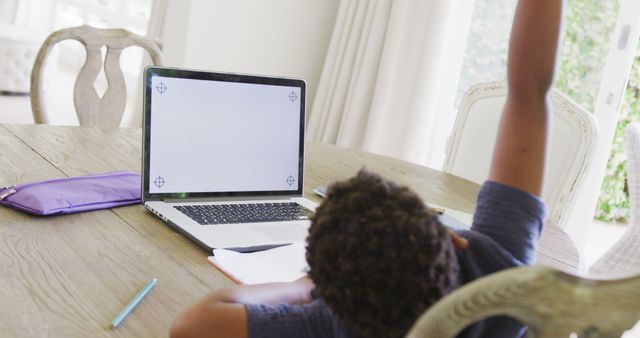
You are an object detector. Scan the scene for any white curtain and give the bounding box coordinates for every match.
[308,0,473,167]
[124,0,168,127]
[146,0,168,48]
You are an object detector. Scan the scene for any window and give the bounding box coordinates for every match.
[457,0,634,223]
[53,0,151,34]
[456,0,515,106]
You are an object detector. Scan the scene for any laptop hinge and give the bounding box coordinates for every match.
[161,195,302,203]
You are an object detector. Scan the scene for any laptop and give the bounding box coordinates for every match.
[142,66,317,251]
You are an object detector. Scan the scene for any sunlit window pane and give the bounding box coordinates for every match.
[456,0,627,222]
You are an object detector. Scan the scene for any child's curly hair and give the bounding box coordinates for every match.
[306,169,459,337]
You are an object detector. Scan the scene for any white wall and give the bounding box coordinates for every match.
[0,0,18,24]
[162,0,340,108]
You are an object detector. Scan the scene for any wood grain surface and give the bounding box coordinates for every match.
[0,124,579,337]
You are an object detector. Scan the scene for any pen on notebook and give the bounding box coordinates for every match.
[432,207,445,215]
[111,278,157,329]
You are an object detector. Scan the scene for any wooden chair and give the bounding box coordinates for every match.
[590,122,640,276]
[444,82,598,230]
[30,25,163,129]
[406,265,640,338]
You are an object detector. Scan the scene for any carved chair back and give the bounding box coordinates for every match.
[407,266,640,338]
[31,25,163,129]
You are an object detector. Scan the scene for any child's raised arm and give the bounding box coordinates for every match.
[489,0,564,196]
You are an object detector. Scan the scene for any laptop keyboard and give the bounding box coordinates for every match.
[174,202,313,225]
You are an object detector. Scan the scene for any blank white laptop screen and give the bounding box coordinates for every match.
[143,68,305,198]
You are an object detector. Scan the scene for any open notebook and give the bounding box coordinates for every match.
[208,199,473,285]
[208,243,308,285]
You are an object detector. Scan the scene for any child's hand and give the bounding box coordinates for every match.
[448,230,469,250]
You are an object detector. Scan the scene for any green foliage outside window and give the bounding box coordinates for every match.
[555,0,640,222]
[461,0,640,222]
[594,53,640,222]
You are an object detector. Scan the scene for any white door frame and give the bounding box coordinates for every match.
[566,0,640,260]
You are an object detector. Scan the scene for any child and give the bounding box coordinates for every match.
[169,0,563,336]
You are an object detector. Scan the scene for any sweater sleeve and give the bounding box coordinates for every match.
[246,299,355,338]
[470,181,547,264]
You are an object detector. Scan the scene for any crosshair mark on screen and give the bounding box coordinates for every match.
[154,176,166,188]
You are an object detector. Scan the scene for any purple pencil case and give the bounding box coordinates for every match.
[0,171,141,215]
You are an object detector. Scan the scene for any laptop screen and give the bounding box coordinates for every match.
[142,67,306,201]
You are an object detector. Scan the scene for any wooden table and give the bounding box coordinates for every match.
[0,124,579,337]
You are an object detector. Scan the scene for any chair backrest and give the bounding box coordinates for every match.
[590,122,640,275]
[30,25,163,129]
[406,265,640,338]
[443,82,598,229]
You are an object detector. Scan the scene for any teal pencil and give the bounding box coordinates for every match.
[111,278,158,329]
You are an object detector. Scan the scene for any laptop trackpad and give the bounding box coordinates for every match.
[252,222,309,243]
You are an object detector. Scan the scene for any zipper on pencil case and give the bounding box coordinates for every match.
[0,187,16,200]
[0,172,137,201]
